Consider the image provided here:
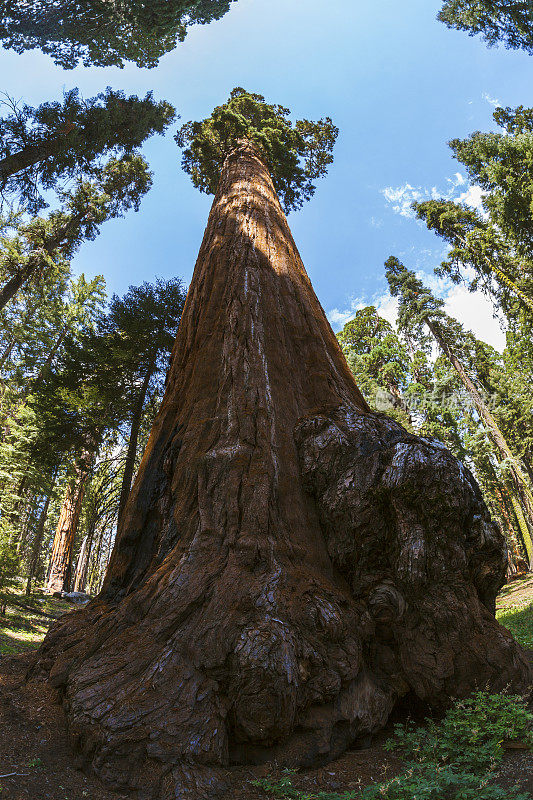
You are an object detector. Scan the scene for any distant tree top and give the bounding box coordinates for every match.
[175,87,338,213]
[0,88,174,213]
[0,0,236,69]
[438,0,533,54]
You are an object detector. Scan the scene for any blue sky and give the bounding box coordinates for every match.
[1,0,531,348]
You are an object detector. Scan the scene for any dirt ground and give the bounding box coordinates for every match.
[0,578,531,800]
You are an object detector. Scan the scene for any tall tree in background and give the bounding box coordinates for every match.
[0,88,174,212]
[438,0,533,53]
[0,0,236,69]
[103,278,186,524]
[35,89,530,800]
[337,306,412,425]
[415,104,533,317]
[46,451,94,592]
[386,256,533,566]
[0,154,151,312]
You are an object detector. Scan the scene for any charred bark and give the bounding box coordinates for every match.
[34,141,531,799]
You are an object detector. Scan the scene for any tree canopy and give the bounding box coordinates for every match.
[0,0,236,69]
[0,87,175,213]
[438,0,533,54]
[175,87,338,213]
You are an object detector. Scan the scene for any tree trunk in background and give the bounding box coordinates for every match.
[45,459,90,593]
[72,523,97,593]
[71,535,89,593]
[117,352,156,526]
[25,490,53,595]
[35,141,531,800]
[426,317,533,568]
[0,135,64,184]
[491,483,527,575]
[0,210,86,312]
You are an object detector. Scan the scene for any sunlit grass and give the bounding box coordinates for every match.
[497,601,533,649]
[0,587,71,655]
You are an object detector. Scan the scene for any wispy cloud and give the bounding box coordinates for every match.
[381,171,484,218]
[482,91,501,108]
[328,271,505,352]
[381,183,427,219]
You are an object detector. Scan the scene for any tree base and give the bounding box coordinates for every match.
[33,405,531,799]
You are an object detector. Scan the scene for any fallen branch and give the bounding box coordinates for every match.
[0,772,30,778]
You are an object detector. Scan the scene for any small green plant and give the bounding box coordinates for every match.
[27,757,43,768]
[386,691,533,771]
[252,692,533,800]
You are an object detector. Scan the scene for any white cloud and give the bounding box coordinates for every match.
[456,184,485,213]
[482,91,501,108]
[328,272,506,352]
[381,183,426,218]
[381,172,484,219]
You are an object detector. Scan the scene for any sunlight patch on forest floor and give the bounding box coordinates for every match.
[0,590,71,655]
[0,579,531,656]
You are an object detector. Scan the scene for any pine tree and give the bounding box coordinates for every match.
[386,255,533,566]
[103,278,187,524]
[0,0,235,69]
[415,105,533,318]
[438,0,533,53]
[34,90,530,800]
[0,154,151,312]
[0,87,174,213]
[337,306,412,425]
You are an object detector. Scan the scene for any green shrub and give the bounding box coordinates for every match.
[252,692,533,800]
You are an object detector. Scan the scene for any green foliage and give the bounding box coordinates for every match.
[175,87,338,213]
[438,0,533,54]
[0,0,236,68]
[0,87,175,213]
[0,153,151,308]
[338,306,413,427]
[387,692,533,772]
[0,535,20,591]
[414,106,533,320]
[253,693,532,800]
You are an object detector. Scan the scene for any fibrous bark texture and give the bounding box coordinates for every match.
[46,460,90,593]
[35,141,531,799]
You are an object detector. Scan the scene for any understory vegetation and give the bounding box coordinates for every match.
[253,692,533,800]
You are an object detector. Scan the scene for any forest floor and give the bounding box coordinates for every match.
[0,577,531,800]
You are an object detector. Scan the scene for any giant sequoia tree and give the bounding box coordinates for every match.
[35,91,531,799]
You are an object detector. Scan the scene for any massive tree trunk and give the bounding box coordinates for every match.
[34,141,531,799]
[46,458,91,593]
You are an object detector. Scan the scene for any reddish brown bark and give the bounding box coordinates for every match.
[46,461,90,593]
[35,141,531,799]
